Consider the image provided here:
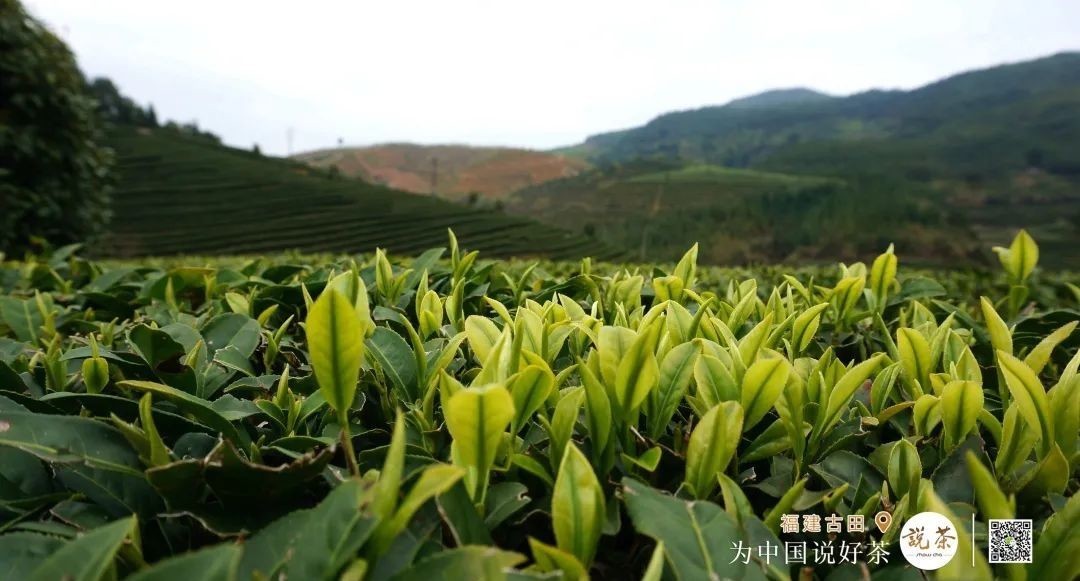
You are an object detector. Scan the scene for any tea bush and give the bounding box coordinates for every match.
[0,231,1076,580]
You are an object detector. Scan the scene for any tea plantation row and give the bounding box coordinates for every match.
[101,128,622,261]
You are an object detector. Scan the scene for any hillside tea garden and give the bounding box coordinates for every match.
[0,230,1076,580]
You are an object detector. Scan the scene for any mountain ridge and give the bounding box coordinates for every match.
[507,51,1080,267]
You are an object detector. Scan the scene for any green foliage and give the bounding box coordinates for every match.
[0,0,112,254]
[0,232,1076,579]
[88,77,158,128]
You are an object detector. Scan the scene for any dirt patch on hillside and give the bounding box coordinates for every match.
[296,144,587,199]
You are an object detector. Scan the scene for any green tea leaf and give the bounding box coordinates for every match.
[119,380,245,445]
[887,438,921,500]
[614,323,660,419]
[791,303,829,354]
[1024,320,1077,375]
[996,350,1054,456]
[0,533,64,580]
[366,327,419,401]
[741,356,789,430]
[28,516,137,581]
[445,384,514,501]
[694,354,739,409]
[869,244,898,308]
[648,341,699,439]
[372,464,466,555]
[622,477,747,580]
[940,380,983,452]
[127,544,241,581]
[820,353,885,434]
[964,452,1013,520]
[980,297,1013,355]
[372,409,407,521]
[139,393,170,467]
[528,538,588,581]
[918,484,992,580]
[896,327,931,396]
[684,401,743,499]
[508,364,555,436]
[202,313,260,358]
[552,442,605,567]
[579,361,612,454]
[237,478,379,580]
[393,546,525,581]
[465,315,502,364]
[306,288,366,418]
[1029,487,1080,580]
[993,229,1039,283]
[0,410,143,475]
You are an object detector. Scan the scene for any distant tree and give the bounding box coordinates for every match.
[173,120,221,144]
[0,0,113,253]
[252,143,262,156]
[466,192,480,206]
[88,76,157,127]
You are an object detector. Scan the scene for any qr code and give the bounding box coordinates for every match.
[988,519,1033,563]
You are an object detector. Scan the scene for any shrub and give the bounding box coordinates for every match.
[0,0,113,254]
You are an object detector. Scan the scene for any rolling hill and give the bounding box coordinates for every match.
[294,144,588,201]
[100,128,621,260]
[522,52,1080,267]
[580,53,1080,170]
[507,160,975,265]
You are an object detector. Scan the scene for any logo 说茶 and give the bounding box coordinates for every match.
[899,511,958,570]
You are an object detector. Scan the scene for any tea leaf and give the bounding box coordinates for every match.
[445,383,514,501]
[614,323,661,419]
[552,442,605,567]
[127,545,241,581]
[306,289,366,418]
[741,356,789,430]
[27,518,137,580]
[940,380,983,452]
[996,351,1054,456]
[887,438,921,500]
[684,401,743,499]
[622,477,747,580]
[508,364,555,436]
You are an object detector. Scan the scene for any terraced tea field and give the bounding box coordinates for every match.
[102,128,620,261]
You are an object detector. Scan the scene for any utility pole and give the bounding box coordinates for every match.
[286,127,294,156]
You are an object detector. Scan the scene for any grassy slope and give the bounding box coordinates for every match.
[294,143,588,200]
[101,128,622,261]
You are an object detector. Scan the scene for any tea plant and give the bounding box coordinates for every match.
[0,230,1076,580]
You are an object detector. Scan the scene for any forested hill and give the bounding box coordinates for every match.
[577,52,1080,174]
[522,53,1080,267]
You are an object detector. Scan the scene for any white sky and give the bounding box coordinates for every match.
[29,0,1080,156]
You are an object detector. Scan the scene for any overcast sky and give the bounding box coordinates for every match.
[29,0,1080,156]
